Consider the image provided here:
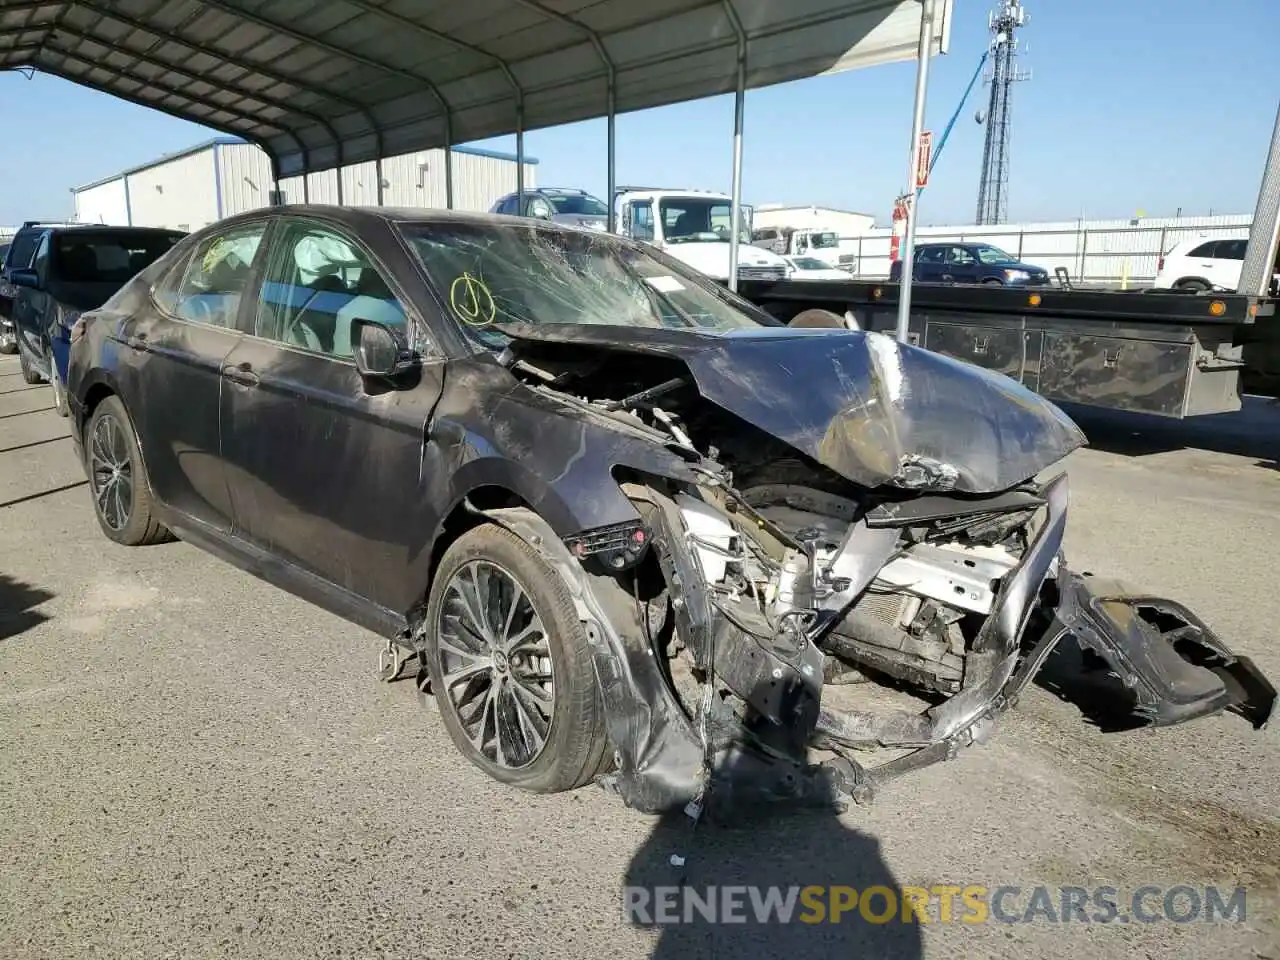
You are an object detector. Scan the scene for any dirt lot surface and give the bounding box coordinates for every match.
[1,353,1277,959]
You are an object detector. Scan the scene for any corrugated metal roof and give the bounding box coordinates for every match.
[0,0,951,179]
[70,137,539,192]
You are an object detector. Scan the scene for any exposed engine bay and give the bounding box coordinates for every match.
[468,327,1276,816]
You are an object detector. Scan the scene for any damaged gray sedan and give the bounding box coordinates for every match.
[66,207,1275,815]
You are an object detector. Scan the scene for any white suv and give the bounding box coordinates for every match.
[1153,235,1249,292]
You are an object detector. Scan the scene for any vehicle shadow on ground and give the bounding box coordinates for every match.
[1062,398,1280,470]
[1033,637,1148,732]
[0,572,54,641]
[623,755,925,959]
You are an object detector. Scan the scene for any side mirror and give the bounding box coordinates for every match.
[353,319,416,379]
[11,268,40,290]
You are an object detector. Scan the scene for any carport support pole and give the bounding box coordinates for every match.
[727,47,746,293]
[607,76,617,233]
[445,148,454,208]
[516,98,526,207]
[445,114,455,209]
[376,158,385,206]
[895,0,938,344]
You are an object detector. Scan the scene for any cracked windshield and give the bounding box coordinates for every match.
[405,222,765,344]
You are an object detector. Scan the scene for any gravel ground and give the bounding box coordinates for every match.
[1,354,1277,960]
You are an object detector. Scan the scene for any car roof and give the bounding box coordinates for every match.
[212,204,599,233]
[203,203,619,239]
[1172,235,1248,251]
[49,225,185,236]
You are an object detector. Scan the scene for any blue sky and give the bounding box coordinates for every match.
[1,0,1275,228]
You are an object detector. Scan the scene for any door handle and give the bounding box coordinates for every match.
[224,361,260,386]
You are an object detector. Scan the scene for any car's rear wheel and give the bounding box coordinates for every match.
[85,395,171,546]
[1175,278,1210,292]
[18,344,43,384]
[420,522,611,793]
[0,328,16,355]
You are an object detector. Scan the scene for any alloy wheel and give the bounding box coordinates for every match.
[434,560,556,769]
[89,413,133,531]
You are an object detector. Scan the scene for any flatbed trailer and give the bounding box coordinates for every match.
[737,279,1278,417]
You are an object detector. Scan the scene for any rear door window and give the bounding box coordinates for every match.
[1188,240,1220,258]
[1217,239,1248,260]
[164,222,268,328]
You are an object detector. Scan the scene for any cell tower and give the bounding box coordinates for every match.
[975,0,1031,225]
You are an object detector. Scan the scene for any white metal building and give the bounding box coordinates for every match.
[71,137,539,231]
[752,204,877,237]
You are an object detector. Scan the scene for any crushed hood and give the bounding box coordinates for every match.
[499,323,1087,494]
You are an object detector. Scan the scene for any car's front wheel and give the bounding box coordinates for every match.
[84,395,172,546]
[420,522,611,793]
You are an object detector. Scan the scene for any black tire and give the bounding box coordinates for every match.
[1175,278,1210,292]
[421,522,611,793]
[0,332,16,355]
[18,344,43,384]
[982,278,1004,286]
[84,395,173,546]
[49,359,69,418]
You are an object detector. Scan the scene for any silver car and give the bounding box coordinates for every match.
[488,187,610,231]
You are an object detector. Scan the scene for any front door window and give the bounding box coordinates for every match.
[254,222,407,359]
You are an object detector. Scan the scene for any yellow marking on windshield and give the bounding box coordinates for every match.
[449,271,497,327]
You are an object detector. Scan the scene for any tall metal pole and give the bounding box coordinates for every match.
[606,73,617,233]
[895,0,938,344]
[444,113,454,209]
[727,46,746,292]
[516,96,526,211]
[375,157,385,206]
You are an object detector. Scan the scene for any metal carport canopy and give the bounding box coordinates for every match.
[0,0,950,181]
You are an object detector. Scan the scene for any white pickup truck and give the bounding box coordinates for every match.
[613,188,792,285]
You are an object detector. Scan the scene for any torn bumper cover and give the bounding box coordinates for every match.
[1049,571,1275,731]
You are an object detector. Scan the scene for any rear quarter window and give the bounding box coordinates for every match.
[52,232,185,284]
[4,230,43,271]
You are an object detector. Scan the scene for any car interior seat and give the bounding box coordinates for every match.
[203,254,249,327]
[671,212,698,237]
[58,244,99,283]
[290,271,350,353]
[332,269,403,358]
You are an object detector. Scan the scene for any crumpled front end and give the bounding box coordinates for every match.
[494,466,1274,816]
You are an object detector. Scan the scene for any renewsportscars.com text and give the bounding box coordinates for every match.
[623,884,1248,926]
